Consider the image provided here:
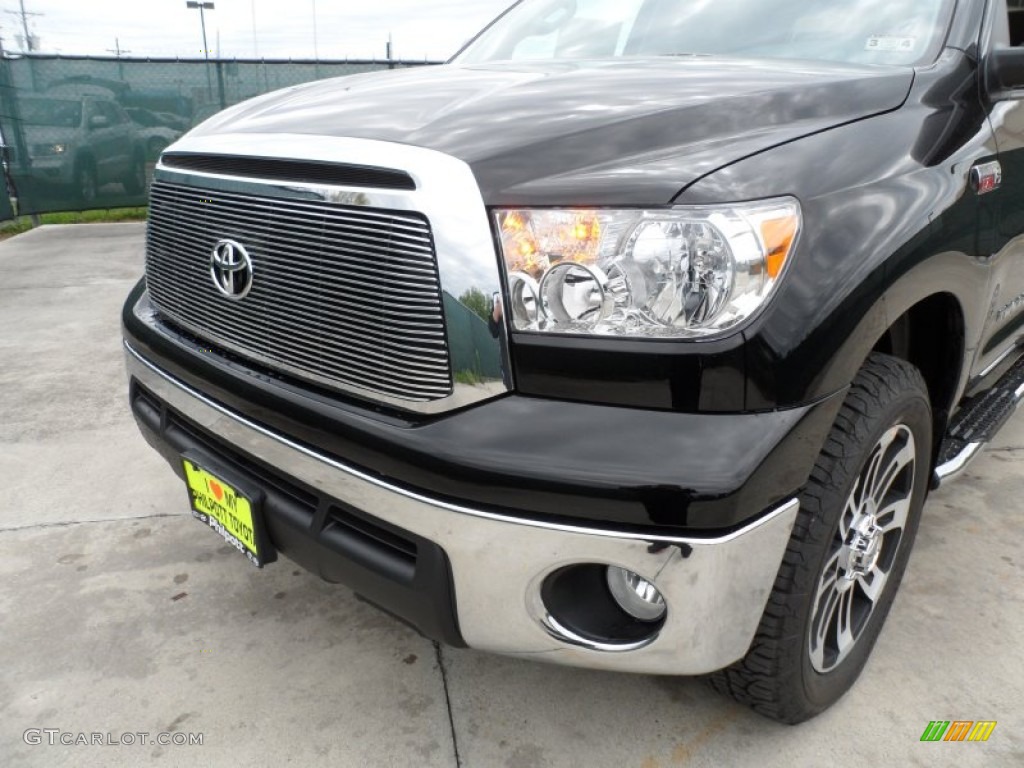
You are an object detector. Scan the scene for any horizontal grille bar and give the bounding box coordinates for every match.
[161,153,417,191]
[145,180,452,403]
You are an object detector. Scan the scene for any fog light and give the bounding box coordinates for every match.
[605,566,666,622]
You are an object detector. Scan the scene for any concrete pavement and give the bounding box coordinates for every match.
[1,224,1021,767]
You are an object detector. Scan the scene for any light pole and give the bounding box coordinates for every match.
[311,0,319,77]
[251,0,259,58]
[312,0,319,57]
[186,1,215,99]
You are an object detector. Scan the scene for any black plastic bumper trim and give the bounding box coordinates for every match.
[131,380,465,647]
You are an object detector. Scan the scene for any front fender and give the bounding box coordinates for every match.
[677,53,994,410]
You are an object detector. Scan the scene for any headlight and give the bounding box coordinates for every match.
[495,199,801,338]
[32,143,68,157]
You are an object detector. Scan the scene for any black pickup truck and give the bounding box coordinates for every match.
[123,0,1024,722]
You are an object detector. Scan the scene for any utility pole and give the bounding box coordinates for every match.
[106,37,131,81]
[107,37,130,57]
[5,0,42,52]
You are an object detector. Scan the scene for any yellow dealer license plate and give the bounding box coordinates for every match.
[183,458,265,567]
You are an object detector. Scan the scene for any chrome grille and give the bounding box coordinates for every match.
[145,180,453,403]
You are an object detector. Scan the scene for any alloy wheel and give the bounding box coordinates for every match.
[808,424,917,673]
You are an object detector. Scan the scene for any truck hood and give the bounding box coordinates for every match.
[191,58,914,205]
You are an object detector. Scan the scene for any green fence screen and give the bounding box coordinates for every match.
[0,55,437,218]
[443,292,504,384]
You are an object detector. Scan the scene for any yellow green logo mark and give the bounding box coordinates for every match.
[920,721,997,742]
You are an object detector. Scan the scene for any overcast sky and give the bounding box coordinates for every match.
[1,0,515,61]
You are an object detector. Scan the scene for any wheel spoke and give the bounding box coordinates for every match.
[815,584,841,646]
[836,588,856,654]
[859,448,884,509]
[810,643,825,671]
[858,567,888,601]
[840,496,858,540]
[816,550,841,603]
[871,441,915,507]
[876,498,910,534]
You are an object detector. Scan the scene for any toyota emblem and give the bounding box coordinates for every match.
[210,239,253,299]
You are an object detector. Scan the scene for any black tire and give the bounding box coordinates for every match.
[708,353,932,723]
[123,152,146,195]
[74,161,98,206]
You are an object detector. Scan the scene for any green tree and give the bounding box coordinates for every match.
[458,287,491,323]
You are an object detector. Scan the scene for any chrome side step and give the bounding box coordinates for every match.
[934,358,1024,487]
[934,441,986,485]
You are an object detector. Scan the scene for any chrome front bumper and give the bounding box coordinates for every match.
[126,342,798,676]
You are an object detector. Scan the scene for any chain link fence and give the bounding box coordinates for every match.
[0,54,438,218]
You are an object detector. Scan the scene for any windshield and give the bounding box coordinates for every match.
[19,98,83,128]
[456,0,955,68]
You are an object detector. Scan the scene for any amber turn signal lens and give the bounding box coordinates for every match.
[760,215,799,279]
